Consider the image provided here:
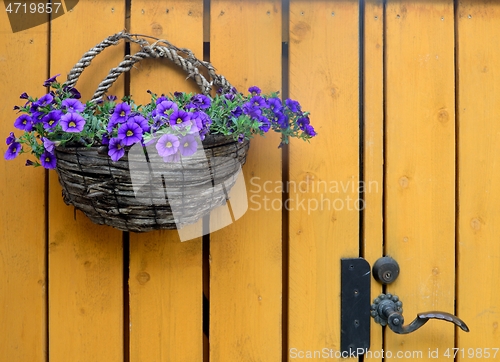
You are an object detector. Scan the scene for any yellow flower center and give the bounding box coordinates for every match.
[184,142,189,147]
[176,118,183,124]
[126,130,133,137]
[166,141,172,148]
[120,111,126,117]
[69,121,76,127]
[48,119,55,125]
[45,157,50,162]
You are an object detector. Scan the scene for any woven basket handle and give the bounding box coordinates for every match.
[63,32,234,104]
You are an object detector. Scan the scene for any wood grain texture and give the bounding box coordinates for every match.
[384,1,456,358]
[128,1,204,361]
[288,1,359,360]
[363,0,384,360]
[0,9,48,362]
[456,1,500,358]
[48,2,125,361]
[209,1,283,361]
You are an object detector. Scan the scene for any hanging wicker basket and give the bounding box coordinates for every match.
[55,32,250,232]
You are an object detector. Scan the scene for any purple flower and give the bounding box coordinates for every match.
[259,116,271,132]
[190,94,211,109]
[156,134,179,157]
[179,134,198,157]
[4,142,21,160]
[6,132,16,145]
[237,134,245,143]
[267,98,283,112]
[304,124,317,137]
[128,114,150,133]
[33,94,54,108]
[42,137,56,153]
[285,98,301,112]
[248,86,261,95]
[40,151,57,169]
[101,134,110,145]
[20,92,29,99]
[155,95,168,105]
[156,100,178,119]
[169,109,191,127]
[14,114,33,131]
[249,95,267,108]
[297,116,310,131]
[242,103,262,119]
[224,93,235,101]
[110,102,131,124]
[43,74,60,87]
[25,159,35,166]
[108,138,126,161]
[107,95,118,102]
[117,120,143,146]
[231,106,243,118]
[63,86,81,99]
[60,112,85,133]
[62,98,84,113]
[274,111,289,129]
[42,110,63,130]
[13,105,20,111]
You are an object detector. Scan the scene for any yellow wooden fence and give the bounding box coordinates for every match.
[1,1,499,361]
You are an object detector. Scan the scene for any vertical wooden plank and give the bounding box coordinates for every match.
[288,1,359,360]
[0,10,47,362]
[363,0,384,360]
[210,1,282,361]
[49,2,125,361]
[385,1,455,358]
[456,1,500,358]
[128,1,203,361]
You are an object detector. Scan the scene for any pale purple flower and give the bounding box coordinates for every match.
[156,134,179,157]
[163,151,181,163]
[42,137,56,153]
[178,134,198,157]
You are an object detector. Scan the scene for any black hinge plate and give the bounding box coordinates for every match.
[341,258,371,356]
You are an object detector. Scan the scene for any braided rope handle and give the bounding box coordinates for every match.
[62,32,235,105]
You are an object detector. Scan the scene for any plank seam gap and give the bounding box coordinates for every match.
[382,0,388,359]
[281,1,290,361]
[453,0,460,359]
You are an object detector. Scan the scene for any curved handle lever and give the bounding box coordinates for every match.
[371,293,470,334]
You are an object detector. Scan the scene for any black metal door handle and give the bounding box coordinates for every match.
[371,293,470,334]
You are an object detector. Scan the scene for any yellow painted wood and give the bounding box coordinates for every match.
[456,1,500,358]
[363,0,384,360]
[288,1,359,360]
[209,1,282,361]
[128,1,203,361]
[0,11,48,362]
[385,1,456,359]
[49,2,125,361]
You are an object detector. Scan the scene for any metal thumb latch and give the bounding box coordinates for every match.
[370,293,470,334]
